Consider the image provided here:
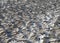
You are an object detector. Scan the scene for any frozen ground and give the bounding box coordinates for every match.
[0,0,60,43]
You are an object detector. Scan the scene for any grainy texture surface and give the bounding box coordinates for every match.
[0,0,60,43]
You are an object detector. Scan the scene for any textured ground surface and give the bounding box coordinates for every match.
[0,0,60,43]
